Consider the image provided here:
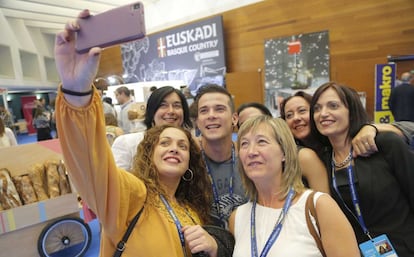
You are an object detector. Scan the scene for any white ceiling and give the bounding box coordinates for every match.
[0,0,263,93]
[0,0,263,35]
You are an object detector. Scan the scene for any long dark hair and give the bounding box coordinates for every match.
[279,91,323,151]
[279,91,312,119]
[144,86,192,129]
[310,82,369,146]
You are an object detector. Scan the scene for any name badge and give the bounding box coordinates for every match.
[359,234,398,257]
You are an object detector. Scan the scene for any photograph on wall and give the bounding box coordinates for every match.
[264,30,330,116]
[121,15,226,96]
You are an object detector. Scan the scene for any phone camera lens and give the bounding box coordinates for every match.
[133,3,140,10]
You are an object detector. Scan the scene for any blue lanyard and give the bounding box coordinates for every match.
[159,195,188,257]
[250,187,295,257]
[331,151,372,240]
[201,143,235,222]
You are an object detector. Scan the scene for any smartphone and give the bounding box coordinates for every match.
[75,2,146,53]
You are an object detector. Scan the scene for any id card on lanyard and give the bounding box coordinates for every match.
[331,152,398,257]
[359,234,398,257]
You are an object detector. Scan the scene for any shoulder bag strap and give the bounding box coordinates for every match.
[305,191,326,257]
[113,206,144,257]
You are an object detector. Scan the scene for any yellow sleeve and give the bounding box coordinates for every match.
[55,88,146,240]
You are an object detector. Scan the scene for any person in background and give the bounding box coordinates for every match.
[389,71,414,122]
[32,98,46,115]
[236,102,272,128]
[189,101,201,137]
[150,86,157,93]
[230,116,359,257]
[102,96,117,116]
[103,96,113,106]
[53,11,229,256]
[97,87,117,118]
[0,105,14,130]
[310,82,414,255]
[280,91,322,151]
[115,86,134,133]
[0,118,17,147]
[112,86,192,171]
[144,86,157,102]
[32,104,52,141]
[194,84,247,228]
[105,113,124,146]
[49,98,58,138]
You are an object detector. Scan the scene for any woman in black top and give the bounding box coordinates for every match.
[309,82,414,255]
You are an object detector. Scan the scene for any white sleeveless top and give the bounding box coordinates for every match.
[233,190,324,257]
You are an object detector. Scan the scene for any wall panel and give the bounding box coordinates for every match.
[98,0,414,118]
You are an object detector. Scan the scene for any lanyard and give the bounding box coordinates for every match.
[331,151,372,240]
[201,143,235,222]
[251,187,295,257]
[160,195,188,257]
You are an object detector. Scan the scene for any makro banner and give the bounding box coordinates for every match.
[374,63,395,123]
[121,15,226,95]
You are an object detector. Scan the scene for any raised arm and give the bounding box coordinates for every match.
[54,10,146,240]
[54,9,101,107]
[352,122,413,157]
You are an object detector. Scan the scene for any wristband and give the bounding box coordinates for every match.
[366,124,379,136]
[61,86,93,96]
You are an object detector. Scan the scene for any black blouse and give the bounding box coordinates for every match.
[322,132,414,256]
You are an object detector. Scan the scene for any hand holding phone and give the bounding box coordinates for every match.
[75,2,146,53]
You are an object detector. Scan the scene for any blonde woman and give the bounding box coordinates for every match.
[230,116,359,257]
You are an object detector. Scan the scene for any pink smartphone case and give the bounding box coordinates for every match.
[76,2,146,53]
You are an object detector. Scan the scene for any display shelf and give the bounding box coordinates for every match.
[0,139,81,256]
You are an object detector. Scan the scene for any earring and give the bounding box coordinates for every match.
[282,160,285,172]
[182,169,194,181]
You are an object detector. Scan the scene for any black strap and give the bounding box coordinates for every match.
[113,206,144,257]
[61,86,94,96]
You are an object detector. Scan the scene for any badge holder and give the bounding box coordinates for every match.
[359,234,398,257]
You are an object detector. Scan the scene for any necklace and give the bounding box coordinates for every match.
[332,151,352,168]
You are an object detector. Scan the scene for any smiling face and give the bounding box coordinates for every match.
[153,127,190,181]
[196,92,237,141]
[153,92,184,127]
[283,96,311,141]
[239,123,284,183]
[313,88,349,139]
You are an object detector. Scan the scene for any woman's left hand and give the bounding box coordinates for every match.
[182,225,218,257]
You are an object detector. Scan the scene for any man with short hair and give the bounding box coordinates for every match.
[389,71,414,122]
[194,84,247,228]
[115,86,134,133]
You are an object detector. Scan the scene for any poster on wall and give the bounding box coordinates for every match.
[264,30,330,116]
[121,15,226,96]
[374,63,395,123]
